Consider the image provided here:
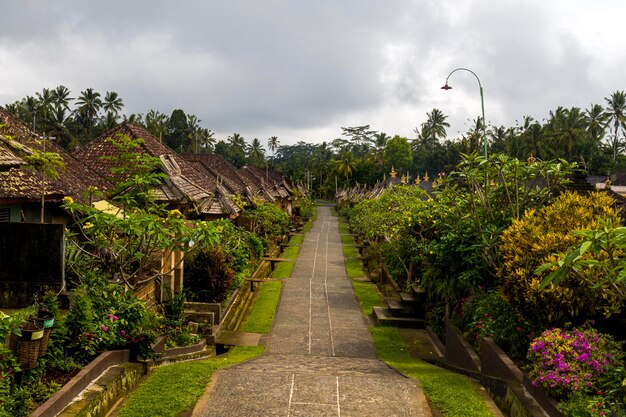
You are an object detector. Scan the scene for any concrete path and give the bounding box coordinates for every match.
[194,205,431,417]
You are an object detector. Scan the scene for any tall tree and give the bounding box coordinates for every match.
[268,136,279,168]
[247,138,266,166]
[103,91,124,128]
[75,88,103,141]
[420,108,450,143]
[605,91,626,163]
[51,85,73,111]
[335,149,357,186]
[145,110,169,142]
[227,133,247,167]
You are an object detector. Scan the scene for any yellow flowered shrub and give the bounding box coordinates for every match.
[498,191,622,327]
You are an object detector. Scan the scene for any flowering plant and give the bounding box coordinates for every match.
[527,324,623,399]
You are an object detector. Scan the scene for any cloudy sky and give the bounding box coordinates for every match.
[1,0,624,146]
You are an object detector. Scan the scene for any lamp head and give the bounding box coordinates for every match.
[441,83,452,90]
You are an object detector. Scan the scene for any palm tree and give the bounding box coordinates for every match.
[103,91,124,117]
[227,133,247,166]
[268,136,279,168]
[35,88,54,128]
[585,103,608,144]
[186,114,202,153]
[48,107,78,150]
[421,108,450,143]
[335,149,357,185]
[604,91,626,162]
[197,128,216,153]
[545,107,587,161]
[145,110,168,141]
[248,138,266,166]
[51,85,73,111]
[75,88,103,141]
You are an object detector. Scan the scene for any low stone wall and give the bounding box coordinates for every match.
[31,349,130,417]
[31,339,212,417]
[436,327,563,417]
[444,322,480,373]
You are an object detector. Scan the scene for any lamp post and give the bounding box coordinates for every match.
[441,68,488,160]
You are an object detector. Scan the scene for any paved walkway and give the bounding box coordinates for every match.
[194,205,431,416]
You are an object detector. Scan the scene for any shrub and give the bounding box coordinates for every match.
[527,324,623,400]
[185,247,235,303]
[498,191,623,327]
[245,203,290,247]
[458,288,532,359]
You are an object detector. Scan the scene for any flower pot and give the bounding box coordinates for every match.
[33,309,55,329]
[18,321,44,341]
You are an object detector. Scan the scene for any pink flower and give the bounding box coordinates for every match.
[101,324,108,332]
[120,330,126,335]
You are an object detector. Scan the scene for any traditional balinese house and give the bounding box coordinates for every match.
[239,164,294,215]
[0,107,108,223]
[183,153,253,209]
[73,123,240,221]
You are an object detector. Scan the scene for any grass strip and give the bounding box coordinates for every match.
[351,279,385,316]
[338,221,351,235]
[370,327,494,417]
[302,206,317,232]
[341,243,363,278]
[117,346,264,417]
[342,228,494,417]
[240,281,282,333]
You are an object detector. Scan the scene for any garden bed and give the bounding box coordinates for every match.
[30,338,213,417]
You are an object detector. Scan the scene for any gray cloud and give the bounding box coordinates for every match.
[1,0,625,144]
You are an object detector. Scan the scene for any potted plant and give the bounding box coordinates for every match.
[15,320,44,341]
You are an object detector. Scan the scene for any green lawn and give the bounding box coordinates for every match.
[351,279,385,315]
[370,327,494,417]
[344,230,494,417]
[117,346,264,417]
[240,280,282,333]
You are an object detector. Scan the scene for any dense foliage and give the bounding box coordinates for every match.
[498,191,623,328]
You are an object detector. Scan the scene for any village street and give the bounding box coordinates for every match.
[193,205,431,417]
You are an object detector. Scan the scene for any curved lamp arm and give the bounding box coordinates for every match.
[441,68,487,159]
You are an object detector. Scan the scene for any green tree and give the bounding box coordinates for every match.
[227,133,247,167]
[384,135,413,177]
[145,109,169,142]
[605,90,626,164]
[335,149,357,186]
[75,88,103,142]
[247,138,266,166]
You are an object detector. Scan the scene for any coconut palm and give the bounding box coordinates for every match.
[604,91,626,162]
[248,138,266,166]
[545,107,587,161]
[268,136,280,168]
[103,91,124,117]
[51,85,73,111]
[228,133,247,166]
[336,149,357,185]
[75,88,103,140]
[421,108,450,143]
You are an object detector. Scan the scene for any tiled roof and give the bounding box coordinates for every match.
[0,137,25,169]
[72,123,239,216]
[183,154,248,196]
[0,107,108,202]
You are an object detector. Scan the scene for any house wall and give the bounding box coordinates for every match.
[0,222,65,307]
[0,204,21,222]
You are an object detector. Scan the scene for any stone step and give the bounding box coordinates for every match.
[385,299,412,316]
[373,306,425,328]
[399,292,416,303]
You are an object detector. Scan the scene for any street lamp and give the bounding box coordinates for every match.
[441,67,488,160]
